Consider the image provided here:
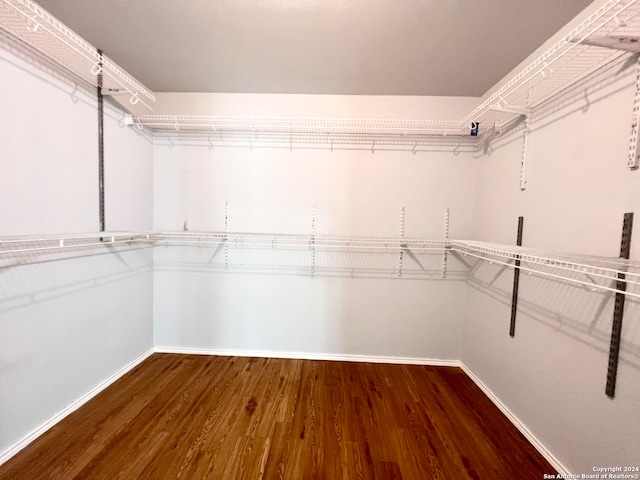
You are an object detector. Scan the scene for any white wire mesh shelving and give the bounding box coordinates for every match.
[461,0,640,131]
[0,232,158,257]
[156,231,445,252]
[129,115,476,149]
[450,240,640,299]
[2,0,639,145]
[0,0,155,109]
[154,232,451,278]
[130,116,467,137]
[128,0,640,146]
[1,231,638,296]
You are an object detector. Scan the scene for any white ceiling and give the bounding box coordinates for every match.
[35,0,593,96]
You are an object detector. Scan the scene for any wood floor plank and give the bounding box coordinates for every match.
[0,354,558,479]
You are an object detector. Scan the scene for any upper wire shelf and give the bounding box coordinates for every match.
[2,0,639,139]
[129,0,640,142]
[462,0,640,130]
[129,116,465,136]
[0,0,155,109]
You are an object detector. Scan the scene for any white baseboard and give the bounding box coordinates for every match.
[0,347,155,466]
[0,347,566,477]
[153,346,460,367]
[459,362,570,476]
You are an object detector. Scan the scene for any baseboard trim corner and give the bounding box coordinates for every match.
[153,346,459,367]
[0,347,154,466]
[458,361,570,476]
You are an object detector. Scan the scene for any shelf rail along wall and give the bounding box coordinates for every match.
[510,217,524,338]
[97,49,105,232]
[606,212,634,398]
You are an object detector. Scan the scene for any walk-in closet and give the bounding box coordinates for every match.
[0,0,639,478]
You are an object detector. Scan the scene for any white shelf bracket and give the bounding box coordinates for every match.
[224,201,229,270]
[520,91,532,190]
[122,114,134,127]
[310,204,316,274]
[489,105,531,116]
[478,124,498,155]
[398,206,405,277]
[628,55,640,169]
[442,208,450,278]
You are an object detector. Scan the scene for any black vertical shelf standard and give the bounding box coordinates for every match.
[605,212,634,398]
[97,49,105,232]
[510,216,524,337]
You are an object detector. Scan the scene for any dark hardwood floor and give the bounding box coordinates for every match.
[0,354,556,479]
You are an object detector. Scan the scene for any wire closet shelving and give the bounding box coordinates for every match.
[126,0,640,150]
[0,232,637,299]
[2,0,640,151]
[0,0,155,109]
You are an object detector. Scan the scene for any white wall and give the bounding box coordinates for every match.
[463,58,640,473]
[153,93,478,360]
[0,37,154,457]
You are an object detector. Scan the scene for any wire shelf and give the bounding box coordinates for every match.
[0,232,158,256]
[156,231,446,253]
[131,115,469,137]
[128,0,640,143]
[1,231,638,296]
[2,0,639,142]
[151,132,478,151]
[0,0,155,109]
[462,0,640,129]
[451,240,640,299]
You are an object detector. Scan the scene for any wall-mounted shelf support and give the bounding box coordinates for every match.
[520,118,530,191]
[510,217,524,337]
[224,201,229,270]
[310,204,316,274]
[606,212,634,398]
[398,206,406,277]
[97,49,105,233]
[628,56,640,169]
[442,208,450,278]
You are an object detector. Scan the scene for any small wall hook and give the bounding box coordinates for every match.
[412,142,418,155]
[129,92,140,105]
[90,60,102,76]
